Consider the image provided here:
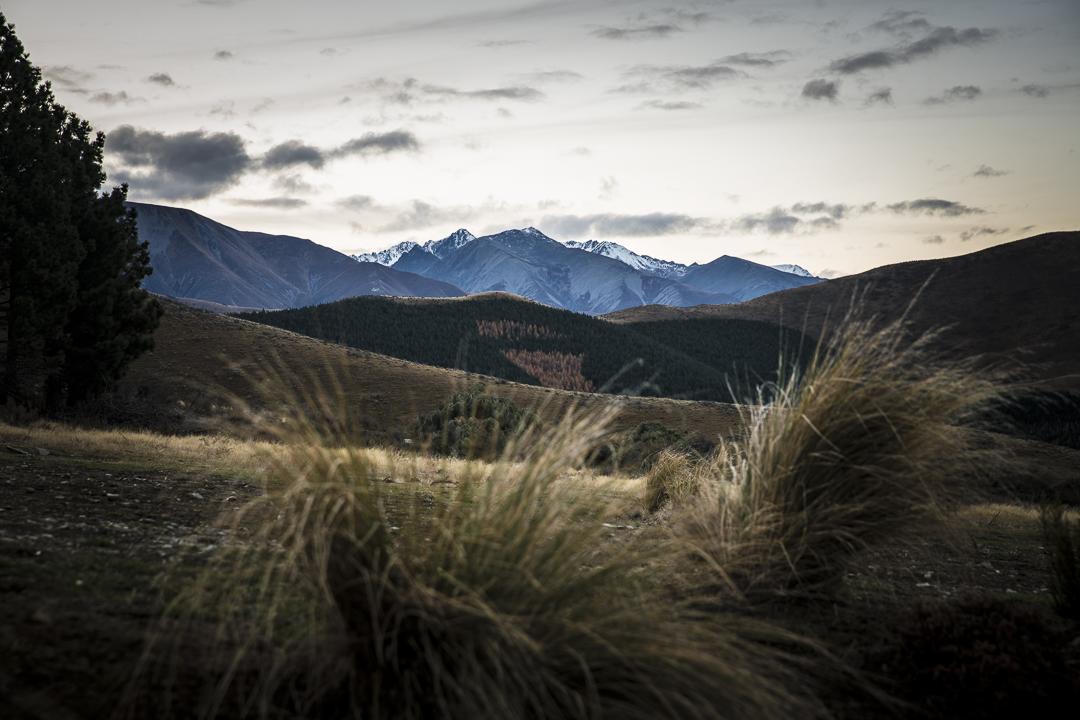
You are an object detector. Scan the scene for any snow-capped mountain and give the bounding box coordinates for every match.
[352,241,419,266]
[565,239,687,279]
[427,228,477,258]
[770,263,816,278]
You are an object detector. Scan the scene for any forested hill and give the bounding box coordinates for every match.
[237,293,806,402]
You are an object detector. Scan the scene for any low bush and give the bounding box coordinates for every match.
[1041,503,1080,619]
[587,421,714,474]
[415,385,541,459]
[881,596,1077,718]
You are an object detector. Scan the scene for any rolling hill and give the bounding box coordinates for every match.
[132,203,464,309]
[607,232,1080,389]
[235,292,806,402]
[90,300,741,443]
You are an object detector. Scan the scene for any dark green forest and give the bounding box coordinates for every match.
[238,295,806,402]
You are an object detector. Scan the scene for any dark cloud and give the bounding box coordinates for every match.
[90,91,143,105]
[421,84,544,101]
[717,51,791,68]
[229,197,308,209]
[333,130,420,157]
[262,140,326,170]
[106,125,252,200]
[213,50,234,61]
[959,225,1009,241]
[867,10,933,37]
[865,87,893,106]
[830,23,996,74]
[43,65,93,92]
[802,79,839,102]
[638,99,703,111]
[1019,83,1049,98]
[973,164,1008,178]
[924,85,981,105]
[540,212,708,237]
[790,202,851,219]
[146,72,175,87]
[591,24,683,40]
[886,198,985,216]
[733,208,802,234]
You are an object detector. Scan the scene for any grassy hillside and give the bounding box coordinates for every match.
[235,292,805,402]
[79,299,741,443]
[607,232,1080,390]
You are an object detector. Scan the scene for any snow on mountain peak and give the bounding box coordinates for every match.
[770,263,816,278]
[565,239,687,278]
[352,241,419,266]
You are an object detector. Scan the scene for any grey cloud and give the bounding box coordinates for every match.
[522,70,584,83]
[591,24,683,40]
[639,99,703,111]
[622,61,741,93]
[477,39,529,48]
[421,84,544,101]
[1020,83,1049,98]
[229,197,308,209]
[146,72,175,87]
[867,10,933,37]
[717,51,791,68]
[923,234,945,245]
[44,65,93,91]
[886,198,985,216]
[959,225,1009,241]
[865,87,893,106]
[973,164,1008,178]
[106,125,252,200]
[90,91,143,105]
[802,79,839,101]
[924,85,981,105]
[379,200,469,233]
[272,173,316,194]
[733,208,802,234]
[333,130,420,157]
[540,212,708,238]
[262,140,326,170]
[830,24,996,74]
[213,50,234,61]
[336,195,376,211]
[790,202,851,219]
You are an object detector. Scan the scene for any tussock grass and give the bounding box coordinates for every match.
[674,314,999,600]
[1040,503,1080,619]
[141,396,822,720]
[644,450,703,513]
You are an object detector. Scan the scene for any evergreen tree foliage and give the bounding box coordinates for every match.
[0,13,160,410]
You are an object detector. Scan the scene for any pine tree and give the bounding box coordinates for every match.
[0,13,160,410]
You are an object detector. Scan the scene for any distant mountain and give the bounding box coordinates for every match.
[606,232,1080,391]
[352,229,478,266]
[564,239,686,279]
[352,241,419,266]
[132,203,464,309]
[679,256,821,301]
[392,227,735,314]
[771,263,816,278]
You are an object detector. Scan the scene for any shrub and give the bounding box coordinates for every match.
[674,314,998,600]
[415,385,541,459]
[882,596,1077,718]
[588,421,714,475]
[152,406,823,719]
[1041,503,1080,619]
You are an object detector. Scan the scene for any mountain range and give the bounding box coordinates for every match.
[133,202,821,314]
[133,203,463,310]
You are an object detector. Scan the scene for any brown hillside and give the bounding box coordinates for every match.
[607,232,1080,389]
[90,300,740,442]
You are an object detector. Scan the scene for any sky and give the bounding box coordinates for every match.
[7,0,1080,276]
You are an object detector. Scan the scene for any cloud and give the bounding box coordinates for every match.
[90,91,143,105]
[420,84,544,101]
[619,61,741,93]
[478,39,529,48]
[213,50,235,61]
[106,125,252,200]
[867,10,933,38]
[716,51,791,68]
[44,65,93,91]
[591,24,683,40]
[959,225,1009,241]
[733,207,802,234]
[365,77,544,104]
[379,200,473,232]
[802,79,839,102]
[229,197,308,209]
[886,198,985,216]
[146,72,175,87]
[540,212,709,238]
[789,202,851,219]
[923,234,945,244]
[262,140,326,170]
[973,164,1008,178]
[1019,83,1049,98]
[830,23,996,74]
[638,99,703,111]
[336,195,376,211]
[272,173,316,194]
[209,101,236,118]
[865,87,893,106]
[333,130,420,157]
[923,85,981,105]
[521,70,584,83]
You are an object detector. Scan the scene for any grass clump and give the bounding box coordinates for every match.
[644,450,705,514]
[1041,503,1080,620]
[675,314,997,600]
[415,384,541,459]
[148,402,819,720]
